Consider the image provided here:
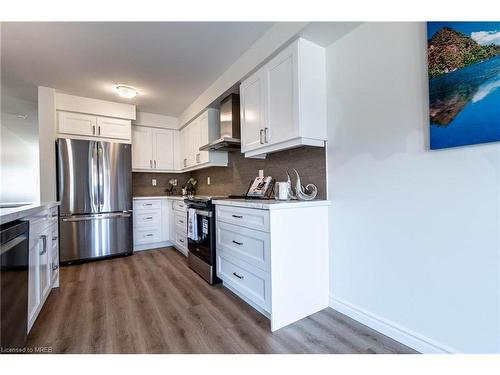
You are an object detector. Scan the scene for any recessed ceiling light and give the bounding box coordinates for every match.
[112,84,139,99]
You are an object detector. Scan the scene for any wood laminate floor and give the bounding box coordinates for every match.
[27,248,417,354]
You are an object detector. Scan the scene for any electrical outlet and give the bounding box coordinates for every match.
[152,179,157,186]
[207,176,211,185]
[258,169,264,178]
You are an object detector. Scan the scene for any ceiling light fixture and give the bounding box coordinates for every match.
[112,84,139,99]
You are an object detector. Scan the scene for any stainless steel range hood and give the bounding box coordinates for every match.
[200,94,241,151]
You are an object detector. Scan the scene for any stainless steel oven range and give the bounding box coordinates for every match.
[185,196,224,285]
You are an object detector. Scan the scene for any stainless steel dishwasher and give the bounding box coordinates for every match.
[0,220,29,351]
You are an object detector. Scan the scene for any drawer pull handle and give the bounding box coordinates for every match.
[145,217,153,220]
[232,215,243,219]
[52,263,59,271]
[145,234,154,237]
[39,235,47,256]
[232,240,243,246]
[52,236,58,241]
[232,272,244,279]
[179,220,184,224]
[179,239,184,243]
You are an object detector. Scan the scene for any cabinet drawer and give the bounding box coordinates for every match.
[216,206,269,232]
[173,200,187,212]
[174,230,187,249]
[134,210,161,227]
[217,253,271,312]
[51,223,59,248]
[216,222,270,272]
[134,199,161,211]
[134,227,162,244]
[174,211,187,231]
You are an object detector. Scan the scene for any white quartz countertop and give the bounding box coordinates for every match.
[212,199,331,210]
[0,201,60,225]
[133,195,186,201]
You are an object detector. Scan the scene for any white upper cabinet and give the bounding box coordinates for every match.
[240,73,265,152]
[265,46,297,145]
[96,116,131,140]
[153,128,174,170]
[58,111,97,137]
[240,38,326,158]
[57,111,132,142]
[132,126,153,169]
[132,126,175,172]
[197,111,210,164]
[179,108,228,172]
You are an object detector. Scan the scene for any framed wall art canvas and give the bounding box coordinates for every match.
[427,22,500,149]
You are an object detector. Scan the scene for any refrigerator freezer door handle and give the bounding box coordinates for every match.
[97,142,104,212]
[90,141,99,212]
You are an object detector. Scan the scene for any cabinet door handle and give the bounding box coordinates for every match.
[231,214,243,219]
[149,160,152,168]
[259,129,264,144]
[52,263,59,271]
[232,240,243,246]
[154,160,157,168]
[264,127,269,143]
[98,126,101,136]
[92,125,96,135]
[232,272,244,279]
[39,235,47,256]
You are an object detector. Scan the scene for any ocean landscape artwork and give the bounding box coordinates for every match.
[427,22,500,149]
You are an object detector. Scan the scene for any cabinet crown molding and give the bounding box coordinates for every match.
[55,93,136,120]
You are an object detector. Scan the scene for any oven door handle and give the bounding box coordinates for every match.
[193,209,212,217]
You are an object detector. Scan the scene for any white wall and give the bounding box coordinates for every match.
[326,22,499,353]
[0,97,40,203]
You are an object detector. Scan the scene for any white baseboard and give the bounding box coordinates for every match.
[134,241,173,252]
[329,297,459,354]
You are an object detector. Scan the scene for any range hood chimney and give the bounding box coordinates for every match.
[200,94,241,151]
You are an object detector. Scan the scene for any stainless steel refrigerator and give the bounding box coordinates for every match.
[57,138,133,264]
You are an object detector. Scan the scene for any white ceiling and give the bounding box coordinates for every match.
[1,22,273,116]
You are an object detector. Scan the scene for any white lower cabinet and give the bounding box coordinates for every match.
[27,205,60,333]
[133,198,170,251]
[215,202,330,331]
[132,197,188,256]
[217,252,271,312]
[170,199,188,256]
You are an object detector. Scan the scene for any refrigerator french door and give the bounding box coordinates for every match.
[57,138,133,264]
